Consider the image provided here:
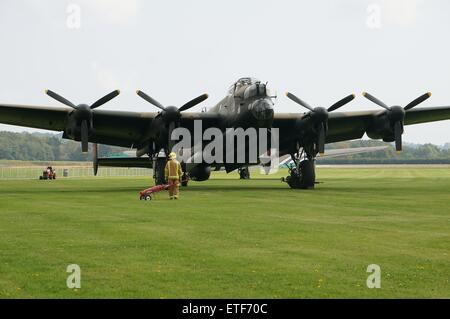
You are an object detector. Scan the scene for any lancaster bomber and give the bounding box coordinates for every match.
[1,77,449,189]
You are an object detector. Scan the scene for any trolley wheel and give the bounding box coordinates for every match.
[145,195,152,201]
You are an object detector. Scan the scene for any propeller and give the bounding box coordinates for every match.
[285,92,355,154]
[362,92,431,151]
[46,89,120,153]
[136,90,208,151]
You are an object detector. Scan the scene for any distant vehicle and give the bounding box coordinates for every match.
[39,166,56,180]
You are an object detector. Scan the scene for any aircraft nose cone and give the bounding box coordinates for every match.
[312,107,329,122]
[75,104,92,119]
[250,99,274,123]
[389,105,406,122]
[163,106,181,122]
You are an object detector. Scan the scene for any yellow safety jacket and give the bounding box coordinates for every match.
[165,159,182,180]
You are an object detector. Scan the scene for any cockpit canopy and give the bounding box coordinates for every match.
[228,77,260,94]
[228,77,270,99]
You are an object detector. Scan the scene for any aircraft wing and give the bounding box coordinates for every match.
[84,110,156,148]
[326,110,374,142]
[274,106,450,146]
[403,106,450,125]
[0,103,220,148]
[326,106,450,141]
[327,106,450,142]
[0,103,152,147]
[1,102,449,151]
[0,104,69,131]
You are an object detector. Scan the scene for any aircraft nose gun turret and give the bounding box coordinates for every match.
[243,82,268,100]
[249,98,274,126]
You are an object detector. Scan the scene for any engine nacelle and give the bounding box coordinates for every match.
[366,114,396,142]
[188,165,211,181]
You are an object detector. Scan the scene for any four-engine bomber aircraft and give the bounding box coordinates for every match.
[1,77,450,189]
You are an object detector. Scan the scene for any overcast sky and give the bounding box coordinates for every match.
[0,0,449,144]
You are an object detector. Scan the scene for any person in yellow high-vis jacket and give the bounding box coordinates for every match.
[165,152,182,199]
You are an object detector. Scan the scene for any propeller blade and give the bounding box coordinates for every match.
[168,121,176,151]
[327,94,356,112]
[136,90,166,110]
[317,123,326,155]
[45,90,77,109]
[81,120,89,153]
[394,121,403,152]
[285,92,314,112]
[90,90,120,109]
[404,92,432,111]
[179,93,209,112]
[362,92,391,110]
[93,143,98,176]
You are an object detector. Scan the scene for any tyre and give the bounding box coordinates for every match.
[239,167,250,179]
[299,160,315,189]
[145,195,152,201]
[284,160,315,189]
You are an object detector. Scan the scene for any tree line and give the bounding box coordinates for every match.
[322,140,450,164]
[0,131,126,161]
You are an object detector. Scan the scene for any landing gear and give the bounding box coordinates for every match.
[153,154,167,185]
[238,167,250,179]
[282,149,316,189]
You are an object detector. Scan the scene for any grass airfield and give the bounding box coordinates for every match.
[0,166,449,298]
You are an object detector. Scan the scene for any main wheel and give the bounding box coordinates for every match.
[298,160,315,189]
[285,160,315,189]
[239,167,250,179]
